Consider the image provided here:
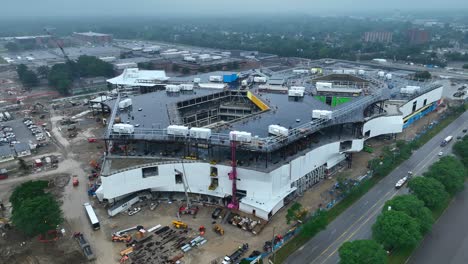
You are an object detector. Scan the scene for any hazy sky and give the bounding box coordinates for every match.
[4,0,468,17]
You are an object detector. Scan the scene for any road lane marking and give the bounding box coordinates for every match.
[312,191,393,263]
[320,191,399,264]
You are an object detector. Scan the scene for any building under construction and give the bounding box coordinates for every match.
[95,67,444,220]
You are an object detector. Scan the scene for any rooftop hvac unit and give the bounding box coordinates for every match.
[189,127,212,139]
[316,82,333,89]
[112,124,135,134]
[229,131,252,142]
[179,84,194,91]
[209,76,223,82]
[385,73,392,80]
[378,71,385,78]
[194,78,201,83]
[293,69,309,74]
[166,85,181,92]
[343,69,357,75]
[288,90,304,97]
[312,110,333,120]
[167,125,189,136]
[400,86,421,94]
[118,98,132,110]
[268,125,289,137]
[253,77,267,83]
[332,69,344,74]
[358,69,365,75]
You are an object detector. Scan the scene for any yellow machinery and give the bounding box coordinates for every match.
[213,224,224,236]
[172,220,188,229]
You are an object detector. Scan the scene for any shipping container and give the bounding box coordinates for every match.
[268,125,289,137]
[112,124,135,134]
[166,85,181,92]
[312,110,333,119]
[223,74,238,83]
[209,76,223,82]
[179,84,194,91]
[253,77,267,83]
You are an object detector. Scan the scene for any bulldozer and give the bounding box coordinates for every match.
[172,220,188,229]
[213,224,224,236]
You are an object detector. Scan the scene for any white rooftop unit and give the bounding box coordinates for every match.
[167,125,189,136]
[377,71,385,78]
[316,82,333,89]
[179,84,194,91]
[112,124,135,134]
[288,90,304,97]
[229,131,252,142]
[385,73,392,80]
[115,62,138,70]
[194,78,201,83]
[211,55,222,60]
[312,110,333,120]
[293,69,309,74]
[118,98,132,110]
[343,69,357,75]
[253,77,267,83]
[209,76,223,82]
[165,49,178,53]
[373,58,387,63]
[198,83,227,89]
[99,56,117,62]
[358,69,365,75]
[400,86,421,94]
[184,56,197,62]
[189,127,212,139]
[221,51,231,56]
[268,125,289,137]
[166,85,181,92]
[288,86,305,97]
[332,69,344,74]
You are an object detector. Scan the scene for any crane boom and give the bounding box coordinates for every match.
[43,28,71,63]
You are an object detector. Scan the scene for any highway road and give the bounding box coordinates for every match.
[408,182,468,264]
[285,111,468,264]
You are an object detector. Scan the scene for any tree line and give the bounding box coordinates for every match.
[338,137,468,264]
[16,55,114,95]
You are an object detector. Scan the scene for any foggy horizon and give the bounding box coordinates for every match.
[3,0,468,18]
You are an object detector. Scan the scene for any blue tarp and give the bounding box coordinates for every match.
[223,74,238,83]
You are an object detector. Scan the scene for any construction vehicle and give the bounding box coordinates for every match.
[176,163,199,216]
[199,225,206,236]
[112,234,132,243]
[72,176,79,187]
[120,246,134,256]
[172,220,188,229]
[213,224,224,236]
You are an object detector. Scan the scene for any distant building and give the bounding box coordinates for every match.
[407,29,430,45]
[13,143,31,158]
[73,32,113,44]
[0,145,14,163]
[364,32,393,43]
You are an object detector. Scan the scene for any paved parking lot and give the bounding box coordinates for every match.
[1,118,41,145]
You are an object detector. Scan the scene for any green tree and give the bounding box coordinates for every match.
[76,55,114,77]
[5,42,20,52]
[17,158,29,172]
[383,195,433,234]
[286,202,306,224]
[21,70,39,88]
[424,156,466,195]
[414,71,431,80]
[338,240,388,264]
[37,65,50,79]
[10,180,49,209]
[453,136,468,168]
[372,210,421,250]
[17,64,28,79]
[408,177,449,210]
[172,64,180,72]
[11,194,63,236]
[300,209,328,239]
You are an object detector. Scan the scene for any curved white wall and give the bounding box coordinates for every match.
[363,115,403,138]
[399,86,443,117]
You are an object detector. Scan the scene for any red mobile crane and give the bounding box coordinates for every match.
[228,140,239,209]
